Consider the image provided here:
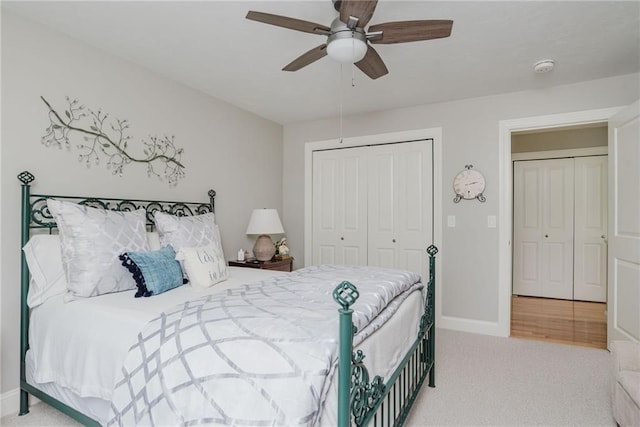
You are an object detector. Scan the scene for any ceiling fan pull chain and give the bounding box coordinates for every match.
[352,63,357,87]
[351,38,357,87]
[339,63,344,144]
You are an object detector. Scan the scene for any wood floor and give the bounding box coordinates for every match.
[510,295,607,349]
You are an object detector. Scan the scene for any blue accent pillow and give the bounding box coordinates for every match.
[119,246,185,297]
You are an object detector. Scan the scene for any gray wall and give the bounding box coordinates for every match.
[1,11,283,395]
[283,73,639,327]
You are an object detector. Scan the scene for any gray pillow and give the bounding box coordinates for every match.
[153,212,225,281]
[153,211,221,252]
[47,199,149,298]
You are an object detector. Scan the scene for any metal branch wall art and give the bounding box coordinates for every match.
[41,96,185,186]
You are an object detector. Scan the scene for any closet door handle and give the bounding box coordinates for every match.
[392,239,396,243]
[544,234,549,238]
[340,237,344,241]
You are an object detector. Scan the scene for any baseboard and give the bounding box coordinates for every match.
[439,315,505,337]
[1,388,40,418]
[1,388,20,418]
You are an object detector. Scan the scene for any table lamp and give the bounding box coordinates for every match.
[246,208,285,261]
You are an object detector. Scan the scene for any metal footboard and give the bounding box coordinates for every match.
[334,245,437,427]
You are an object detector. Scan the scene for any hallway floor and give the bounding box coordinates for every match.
[510,295,607,349]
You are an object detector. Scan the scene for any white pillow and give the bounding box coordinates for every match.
[153,211,220,251]
[175,241,229,289]
[22,234,68,307]
[47,199,150,298]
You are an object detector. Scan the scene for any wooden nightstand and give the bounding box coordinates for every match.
[228,258,293,272]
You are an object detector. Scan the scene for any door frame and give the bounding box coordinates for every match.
[304,127,443,319]
[497,107,623,336]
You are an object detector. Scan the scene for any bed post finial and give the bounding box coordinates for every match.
[333,281,359,310]
[426,244,438,257]
[208,189,216,213]
[18,171,35,186]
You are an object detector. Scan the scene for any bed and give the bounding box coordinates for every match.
[17,170,437,426]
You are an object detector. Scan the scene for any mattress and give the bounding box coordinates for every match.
[26,266,424,425]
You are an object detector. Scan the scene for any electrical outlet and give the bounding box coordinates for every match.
[488,215,497,228]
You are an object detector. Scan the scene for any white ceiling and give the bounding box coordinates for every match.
[4,1,640,125]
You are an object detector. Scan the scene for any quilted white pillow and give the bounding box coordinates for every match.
[175,241,229,289]
[47,199,150,298]
[22,234,68,307]
[153,212,221,252]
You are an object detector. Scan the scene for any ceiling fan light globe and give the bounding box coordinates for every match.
[327,37,367,63]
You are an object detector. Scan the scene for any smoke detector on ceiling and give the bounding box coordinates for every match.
[533,59,555,73]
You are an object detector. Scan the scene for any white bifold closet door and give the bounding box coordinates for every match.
[312,146,368,266]
[513,156,608,302]
[311,140,432,280]
[367,142,433,280]
[513,158,575,300]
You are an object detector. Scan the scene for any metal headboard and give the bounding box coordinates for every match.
[18,172,215,231]
[16,170,216,423]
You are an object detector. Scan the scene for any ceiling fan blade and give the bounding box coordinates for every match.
[355,45,388,79]
[340,0,378,28]
[368,20,453,44]
[246,11,330,35]
[283,44,328,72]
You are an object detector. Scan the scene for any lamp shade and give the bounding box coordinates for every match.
[246,209,285,235]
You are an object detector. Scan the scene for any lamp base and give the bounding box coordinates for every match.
[253,234,275,261]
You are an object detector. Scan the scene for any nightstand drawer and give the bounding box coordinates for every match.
[228,258,293,272]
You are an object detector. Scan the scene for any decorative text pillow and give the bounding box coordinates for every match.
[47,199,149,298]
[120,246,184,297]
[175,241,229,289]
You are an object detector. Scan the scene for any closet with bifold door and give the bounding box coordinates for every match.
[311,140,433,281]
[512,155,608,302]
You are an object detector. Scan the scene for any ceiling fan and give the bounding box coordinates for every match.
[246,0,453,80]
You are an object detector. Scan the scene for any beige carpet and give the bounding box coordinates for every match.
[2,329,614,426]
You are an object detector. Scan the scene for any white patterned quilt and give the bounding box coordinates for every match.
[106,265,422,426]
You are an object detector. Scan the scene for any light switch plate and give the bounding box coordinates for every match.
[447,215,456,227]
[488,215,497,228]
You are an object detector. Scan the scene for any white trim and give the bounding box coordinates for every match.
[1,388,40,418]
[511,146,608,161]
[497,107,623,337]
[432,133,444,328]
[1,388,20,417]
[304,127,444,325]
[439,316,502,336]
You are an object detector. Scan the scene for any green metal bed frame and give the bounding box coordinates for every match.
[18,170,437,426]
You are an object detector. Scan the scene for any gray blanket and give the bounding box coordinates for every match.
[107,264,422,426]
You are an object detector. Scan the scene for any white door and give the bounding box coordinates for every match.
[574,156,608,302]
[312,147,368,265]
[607,100,640,345]
[513,159,574,299]
[367,141,432,279]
